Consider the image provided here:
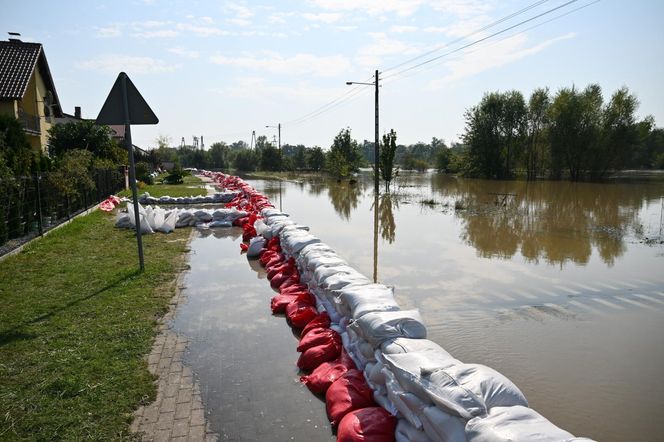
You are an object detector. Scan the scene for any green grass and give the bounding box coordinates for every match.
[119,174,208,198]
[0,210,191,440]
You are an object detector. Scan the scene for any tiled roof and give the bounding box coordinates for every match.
[0,40,42,99]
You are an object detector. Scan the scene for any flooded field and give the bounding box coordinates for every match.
[175,172,664,441]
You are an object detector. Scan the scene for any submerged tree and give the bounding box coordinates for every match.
[326,128,362,178]
[379,129,398,191]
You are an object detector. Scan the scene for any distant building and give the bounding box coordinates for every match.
[0,35,63,151]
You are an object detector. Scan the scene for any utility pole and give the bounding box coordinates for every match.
[346,70,380,196]
[265,124,281,151]
[250,130,256,149]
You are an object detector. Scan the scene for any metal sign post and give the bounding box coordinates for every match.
[97,72,158,272]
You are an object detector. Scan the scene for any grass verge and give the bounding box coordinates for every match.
[0,209,191,440]
[119,174,207,198]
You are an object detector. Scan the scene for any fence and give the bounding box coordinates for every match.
[0,168,124,254]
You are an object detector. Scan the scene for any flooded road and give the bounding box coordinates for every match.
[175,172,664,441]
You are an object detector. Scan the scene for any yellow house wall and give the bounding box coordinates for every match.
[18,69,53,153]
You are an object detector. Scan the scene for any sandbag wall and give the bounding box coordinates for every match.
[115,205,249,233]
[209,171,593,441]
[138,191,238,205]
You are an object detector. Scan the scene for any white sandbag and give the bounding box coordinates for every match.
[282,233,320,255]
[382,338,453,356]
[115,212,132,228]
[247,236,265,258]
[397,419,434,442]
[424,364,528,419]
[422,405,468,442]
[349,310,427,346]
[373,391,398,416]
[194,210,213,222]
[138,213,154,234]
[313,265,363,288]
[336,283,400,319]
[156,209,177,233]
[144,206,157,230]
[261,208,289,219]
[465,406,575,442]
[384,369,424,430]
[382,349,460,403]
[209,220,232,228]
[367,360,386,386]
[152,208,165,231]
[304,254,346,274]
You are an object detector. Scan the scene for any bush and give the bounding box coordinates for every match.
[134,162,154,185]
[163,165,189,184]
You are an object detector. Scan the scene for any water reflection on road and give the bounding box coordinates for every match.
[246,171,664,442]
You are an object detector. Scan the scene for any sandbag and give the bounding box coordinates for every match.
[298,338,342,371]
[465,406,575,442]
[300,360,350,395]
[326,370,375,427]
[271,291,314,314]
[247,236,266,258]
[301,312,331,338]
[423,363,528,419]
[337,407,397,442]
[381,338,452,356]
[396,419,433,442]
[337,284,400,319]
[285,301,318,329]
[382,349,460,404]
[421,405,467,442]
[349,310,427,346]
[156,209,177,233]
[297,328,341,353]
[384,369,423,431]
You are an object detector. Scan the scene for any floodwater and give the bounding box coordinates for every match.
[174,172,664,442]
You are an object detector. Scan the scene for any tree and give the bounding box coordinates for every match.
[327,128,362,178]
[0,115,38,175]
[293,146,307,170]
[379,129,398,191]
[525,88,550,180]
[255,135,270,150]
[233,149,257,171]
[307,147,325,171]
[208,142,228,169]
[48,121,125,165]
[260,144,282,171]
[47,149,95,200]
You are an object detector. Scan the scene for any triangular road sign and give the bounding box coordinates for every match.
[96,72,158,125]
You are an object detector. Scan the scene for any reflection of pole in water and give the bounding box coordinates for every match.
[279,180,282,211]
[660,197,663,237]
[373,190,379,283]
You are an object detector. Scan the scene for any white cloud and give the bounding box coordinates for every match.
[429,32,576,87]
[201,16,215,24]
[335,25,358,32]
[133,29,179,38]
[309,0,424,16]
[175,23,226,36]
[168,46,200,59]
[226,18,252,27]
[209,77,344,102]
[76,54,179,75]
[225,1,254,19]
[96,24,121,38]
[209,52,352,77]
[137,20,172,28]
[389,25,418,33]
[355,32,420,67]
[428,0,490,16]
[423,26,447,33]
[302,12,343,23]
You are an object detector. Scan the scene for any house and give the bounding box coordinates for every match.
[0,34,63,151]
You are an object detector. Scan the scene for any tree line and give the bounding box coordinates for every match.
[459,84,664,181]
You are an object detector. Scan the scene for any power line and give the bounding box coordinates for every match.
[382,0,582,81]
[383,0,601,86]
[382,0,552,74]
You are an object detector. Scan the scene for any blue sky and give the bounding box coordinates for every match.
[2,0,663,149]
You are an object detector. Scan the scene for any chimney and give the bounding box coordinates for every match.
[8,32,22,42]
[74,106,81,119]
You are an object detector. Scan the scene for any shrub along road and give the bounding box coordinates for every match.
[0,180,198,439]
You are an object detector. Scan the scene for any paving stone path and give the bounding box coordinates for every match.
[130,245,217,441]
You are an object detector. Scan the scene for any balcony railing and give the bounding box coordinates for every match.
[17,110,41,134]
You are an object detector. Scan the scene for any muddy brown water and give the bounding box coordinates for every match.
[174,172,664,441]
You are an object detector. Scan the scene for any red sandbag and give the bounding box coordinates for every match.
[297,328,341,352]
[285,301,318,329]
[337,407,397,442]
[270,271,298,289]
[278,274,300,290]
[325,370,375,427]
[300,361,350,395]
[271,291,315,314]
[267,263,293,280]
[259,250,278,266]
[280,283,309,295]
[267,236,280,249]
[338,348,357,370]
[240,243,248,252]
[264,253,285,268]
[301,312,331,338]
[298,339,342,371]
